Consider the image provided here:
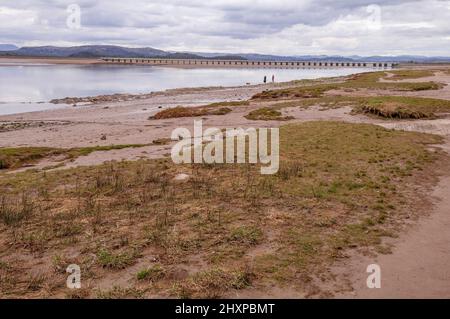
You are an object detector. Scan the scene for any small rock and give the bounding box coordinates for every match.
[100,134,107,140]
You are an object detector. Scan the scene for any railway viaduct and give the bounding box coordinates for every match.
[101,57,394,69]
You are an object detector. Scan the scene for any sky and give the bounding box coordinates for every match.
[0,0,449,56]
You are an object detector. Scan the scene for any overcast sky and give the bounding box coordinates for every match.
[0,0,449,56]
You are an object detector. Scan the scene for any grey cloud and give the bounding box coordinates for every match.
[0,0,448,56]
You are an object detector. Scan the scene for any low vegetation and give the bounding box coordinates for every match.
[151,101,249,119]
[252,70,443,100]
[383,70,435,81]
[256,95,450,120]
[245,107,294,121]
[352,96,450,119]
[0,144,150,170]
[0,121,445,298]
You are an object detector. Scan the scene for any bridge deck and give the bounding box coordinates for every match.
[101,57,394,69]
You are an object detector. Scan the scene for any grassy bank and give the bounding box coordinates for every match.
[252,70,443,100]
[0,121,444,298]
[0,144,153,170]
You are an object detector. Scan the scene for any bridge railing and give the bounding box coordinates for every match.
[100,57,394,68]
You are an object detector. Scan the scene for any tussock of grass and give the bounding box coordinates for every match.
[97,248,140,269]
[352,96,450,119]
[151,106,232,119]
[245,107,294,121]
[172,267,252,298]
[151,101,248,119]
[228,225,263,245]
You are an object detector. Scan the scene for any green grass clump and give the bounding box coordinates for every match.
[245,107,294,121]
[0,144,148,170]
[228,225,263,245]
[352,96,450,119]
[0,121,445,297]
[97,249,139,269]
[252,71,443,100]
[173,268,252,298]
[151,101,247,119]
[0,147,62,169]
[383,70,435,81]
[151,106,232,119]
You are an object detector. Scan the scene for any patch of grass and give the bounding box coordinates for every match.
[384,70,435,81]
[151,138,172,145]
[0,144,149,170]
[253,85,336,100]
[0,121,445,297]
[96,286,144,299]
[172,267,252,298]
[136,264,166,281]
[252,71,443,100]
[151,101,248,119]
[97,248,140,270]
[245,107,294,121]
[352,96,450,119]
[205,101,250,108]
[0,193,34,226]
[151,106,232,119]
[228,225,263,245]
[264,95,450,120]
[0,147,62,169]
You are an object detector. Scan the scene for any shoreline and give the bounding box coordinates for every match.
[0,68,356,116]
[0,56,103,65]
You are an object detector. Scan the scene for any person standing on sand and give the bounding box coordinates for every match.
[272,75,275,82]
[264,75,267,83]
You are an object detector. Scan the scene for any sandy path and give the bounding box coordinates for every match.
[327,135,450,299]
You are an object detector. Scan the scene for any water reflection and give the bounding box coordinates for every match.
[0,64,367,115]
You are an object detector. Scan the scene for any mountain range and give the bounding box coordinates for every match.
[1,44,449,63]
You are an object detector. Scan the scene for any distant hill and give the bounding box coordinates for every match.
[0,45,449,63]
[0,44,18,51]
[7,45,167,58]
[0,45,247,60]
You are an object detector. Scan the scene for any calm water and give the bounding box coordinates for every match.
[0,64,367,115]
